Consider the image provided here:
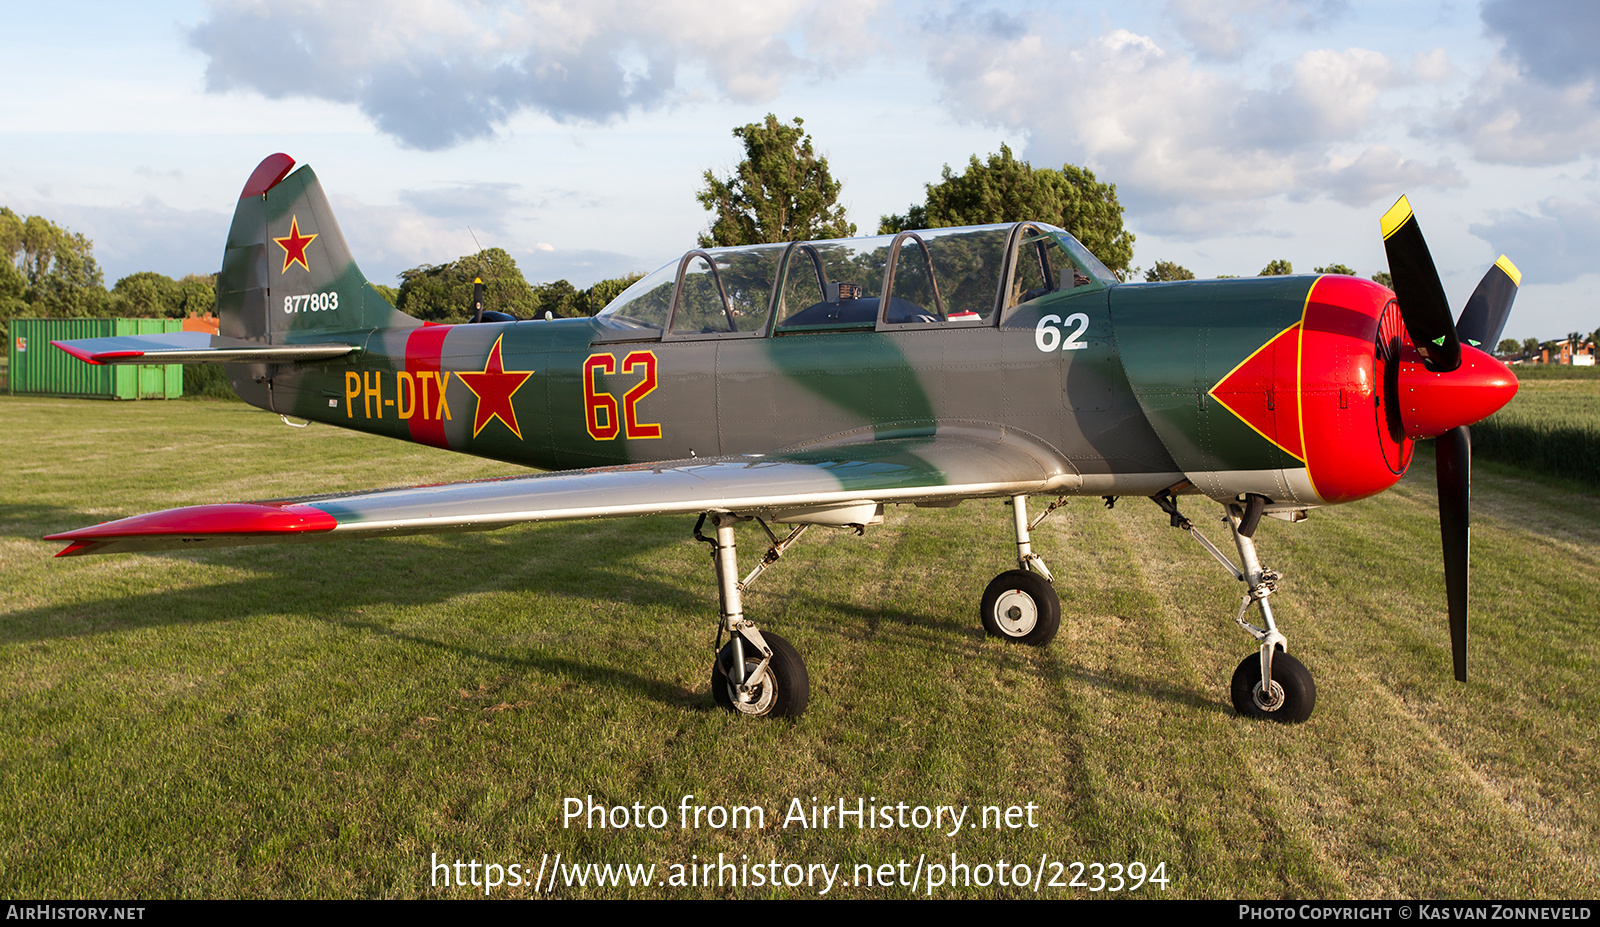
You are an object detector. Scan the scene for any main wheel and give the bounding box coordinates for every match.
[979,569,1061,646]
[711,630,809,718]
[1230,650,1316,723]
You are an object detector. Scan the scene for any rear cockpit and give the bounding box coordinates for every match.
[593,222,1116,341]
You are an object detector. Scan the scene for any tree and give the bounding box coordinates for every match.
[1144,260,1195,282]
[1522,337,1541,360]
[1314,263,1357,276]
[878,145,1135,274]
[109,271,180,317]
[1259,259,1293,276]
[173,274,217,318]
[1371,270,1394,289]
[395,249,645,322]
[0,256,25,332]
[0,206,109,332]
[1496,338,1520,356]
[531,279,582,318]
[697,115,855,248]
[583,273,644,315]
[397,248,539,323]
[529,274,646,317]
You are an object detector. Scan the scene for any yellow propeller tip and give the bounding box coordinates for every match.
[1380,196,1414,240]
[1494,254,1522,287]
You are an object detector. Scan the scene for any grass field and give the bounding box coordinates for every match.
[1475,365,1600,485]
[2,395,1597,899]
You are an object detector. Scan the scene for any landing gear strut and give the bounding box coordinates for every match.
[696,513,810,718]
[979,495,1062,646]
[1153,491,1317,723]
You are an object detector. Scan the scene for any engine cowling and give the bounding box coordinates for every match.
[1111,273,1517,506]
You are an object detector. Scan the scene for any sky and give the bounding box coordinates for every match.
[2,0,1597,343]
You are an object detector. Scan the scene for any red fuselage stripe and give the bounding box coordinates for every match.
[404,325,453,449]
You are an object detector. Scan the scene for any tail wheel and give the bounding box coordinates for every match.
[979,569,1061,646]
[711,631,809,718]
[1230,651,1316,723]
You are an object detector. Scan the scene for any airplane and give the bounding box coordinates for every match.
[45,153,1523,723]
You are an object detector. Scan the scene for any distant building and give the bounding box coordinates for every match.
[1542,338,1597,365]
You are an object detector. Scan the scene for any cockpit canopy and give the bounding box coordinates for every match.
[594,222,1115,339]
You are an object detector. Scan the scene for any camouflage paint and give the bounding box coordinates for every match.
[211,159,1442,509]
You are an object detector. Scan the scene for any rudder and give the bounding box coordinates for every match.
[218,154,418,405]
[219,154,415,343]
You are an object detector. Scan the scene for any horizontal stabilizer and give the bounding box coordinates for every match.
[52,332,355,366]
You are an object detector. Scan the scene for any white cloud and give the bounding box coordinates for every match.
[1481,0,1600,86]
[1310,146,1464,207]
[1432,1,1600,165]
[1436,60,1600,166]
[398,183,525,235]
[187,0,886,151]
[1470,196,1600,286]
[918,15,1434,227]
[1167,0,1349,62]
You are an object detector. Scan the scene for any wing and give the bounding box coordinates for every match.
[47,426,1080,557]
[52,332,355,365]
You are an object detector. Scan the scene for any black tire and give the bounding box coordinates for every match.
[711,630,809,718]
[1230,650,1316,723]
[979,569,1061,646]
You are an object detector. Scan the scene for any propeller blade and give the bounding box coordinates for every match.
[1457,255,1522,351]
[1436,425,1471,682]
[1381,196,1460,372]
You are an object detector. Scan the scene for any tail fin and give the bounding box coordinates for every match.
[220,153,416,344]
[50,157,405,407]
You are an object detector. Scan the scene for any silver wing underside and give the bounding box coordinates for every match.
[50,426,1128,557]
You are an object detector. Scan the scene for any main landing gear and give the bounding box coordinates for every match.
[696,513,811,718]
[1153,491,1317,723]
[979,495,1062,646]
[694,494,1068,720]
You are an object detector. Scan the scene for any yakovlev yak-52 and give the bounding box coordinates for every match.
[48,154,1522,722]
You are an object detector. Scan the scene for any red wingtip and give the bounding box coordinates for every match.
[241,153,296,199]
[51,342,148,365]
[45,502,337,548]
[51,340,102,365]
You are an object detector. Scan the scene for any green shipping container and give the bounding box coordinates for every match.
[8,318,185,400]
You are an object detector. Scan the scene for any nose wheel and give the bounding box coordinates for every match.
[1152,490,1320,723]
[1230,650,1316,723]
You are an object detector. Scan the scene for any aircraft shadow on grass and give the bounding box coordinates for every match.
[9,509,1234,716]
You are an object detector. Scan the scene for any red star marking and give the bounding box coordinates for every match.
[1208,322,1305,461]
[273,216,318,274]
[456,335,534,440]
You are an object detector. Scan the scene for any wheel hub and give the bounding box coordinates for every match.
[1252,679,1286,713]
[992,589,1038,637]
[729,658,776,715]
